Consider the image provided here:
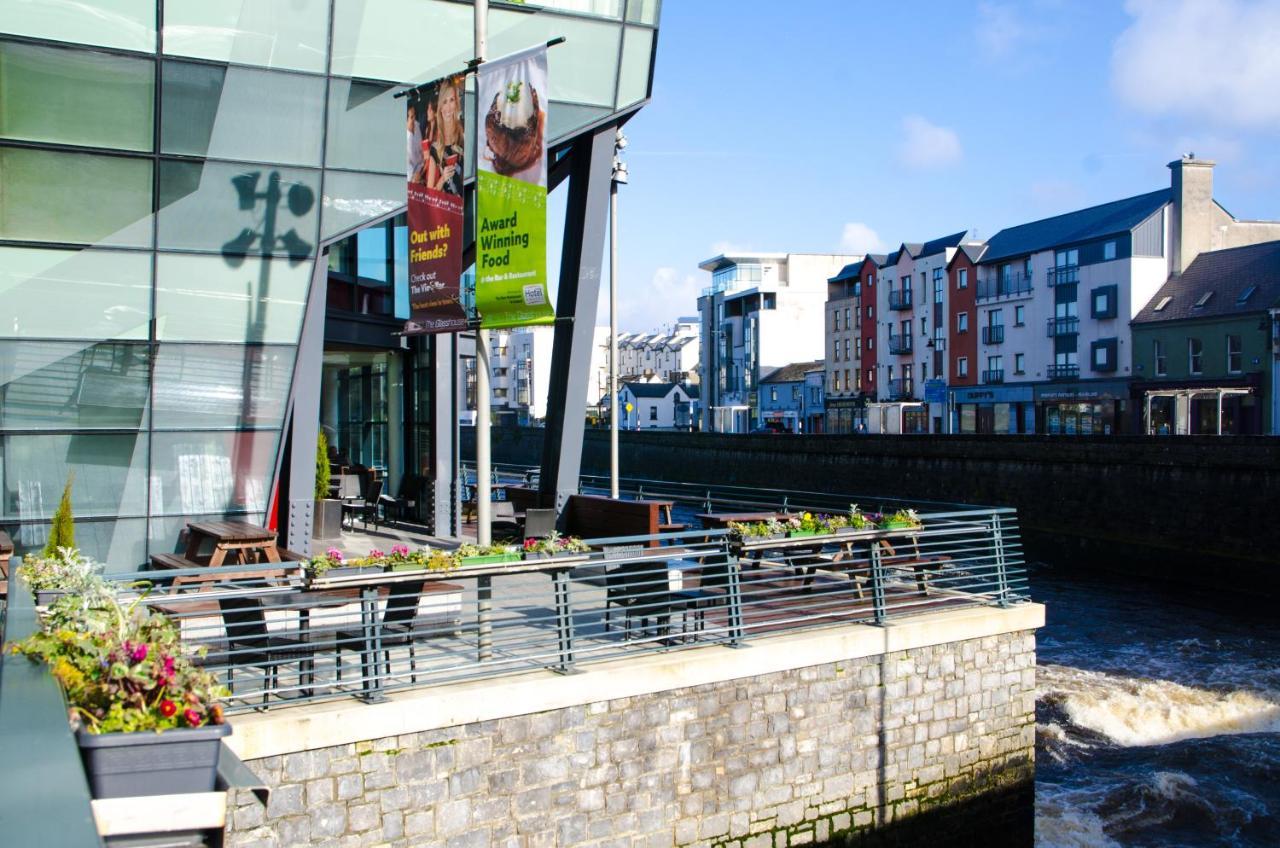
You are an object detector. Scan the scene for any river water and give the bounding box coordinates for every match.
[1031,563,1280,847]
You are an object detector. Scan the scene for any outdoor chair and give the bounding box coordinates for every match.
[334,582,450,685]
[604,548,712,642]
[522,508,558,541]
[379,473,422,526]
[216,595,331,707]
[342,478,384,531]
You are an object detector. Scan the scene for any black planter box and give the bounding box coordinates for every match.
[77,723,232,799]
[35,589,69,606]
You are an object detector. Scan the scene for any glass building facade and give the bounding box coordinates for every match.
[0,0,657,565]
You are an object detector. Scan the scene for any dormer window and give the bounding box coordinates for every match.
[1153,296,1172,312]
[1193,291,1214,309]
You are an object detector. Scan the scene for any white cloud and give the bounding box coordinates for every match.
[898,115,963,169]
[839,222,888,256]
[1112,0,1280,130]
[976,2,1031,56]
[611,266,703,334]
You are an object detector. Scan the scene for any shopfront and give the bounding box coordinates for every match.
[951,385,1034,435]
[824,397,867,434]
[1034,380,1131,435]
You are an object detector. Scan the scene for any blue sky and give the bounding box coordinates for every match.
[582,0,1280,333]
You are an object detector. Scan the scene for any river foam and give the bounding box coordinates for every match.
[1039,664,1280,747]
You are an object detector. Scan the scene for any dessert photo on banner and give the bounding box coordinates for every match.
[479,50,547,186]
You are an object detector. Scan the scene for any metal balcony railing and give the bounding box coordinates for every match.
[1047,265,1079,286]
[1046,316,1080,337]
[1046,363,1079,380]
[982,325,1005,345]
[982,369,1005,384]
[887,378,914,399]
[888,290,913,311]
[976,273,1033,301]
[888,334,913,355]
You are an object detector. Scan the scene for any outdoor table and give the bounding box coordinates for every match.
[185,521,282,567]
[260,589,359,697]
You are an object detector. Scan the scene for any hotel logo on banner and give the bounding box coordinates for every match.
[475,44,554,329]
[404,72,468,334]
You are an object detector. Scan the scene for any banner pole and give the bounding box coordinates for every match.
[609,153,620,499]
[474,0,492,546]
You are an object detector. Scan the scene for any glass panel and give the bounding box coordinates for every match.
[0,432,148,520]
[616,26,653,107]
[490,9,621,107]
[546,102,610,146]
[330,0,472,83]
[324,77,402,173]
[0,0,156,52]
[1,516,147,569]
[158,159,320,255]
[0,41,154,151]
[163,0,329,73]
[0,147,153,247]
[625,0,660,24]
[146,511,265,559]
[537,0,622,18]
[152,344,296,430]
[0,340,150,430]
[149,430,277,515]
[357,225,389,281]
[320,170,402,240]
[162,62,325,166]
[155,252,313,343]
[0,246,151,340]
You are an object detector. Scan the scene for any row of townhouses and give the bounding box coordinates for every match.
[700,157,1280,436]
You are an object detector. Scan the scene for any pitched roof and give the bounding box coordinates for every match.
[681,382,700,399]
[1133,240,1280,324]
[916,230,969,258]
[981,189,1170,265]
[760,360,825,384]
[624,382,677,399]
[947,242,987,267]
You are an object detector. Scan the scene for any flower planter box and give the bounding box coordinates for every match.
[461,553,522,566]
[323,565,384,577]
[77,723,231,799]
[787,529,820,539]
[879,520,922,532]
[35,588,69,606]
[523,551,555,560]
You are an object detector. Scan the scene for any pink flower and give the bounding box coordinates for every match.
[523,538,537,551]
[368,548,385,559]
[129,643,148,663]
[391,545,409,557]
[184,709,202,728]
[159,699,177,718]
[160,655,176,682]
[325,548,344,563]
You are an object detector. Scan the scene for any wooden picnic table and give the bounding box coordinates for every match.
[185,520,282,566]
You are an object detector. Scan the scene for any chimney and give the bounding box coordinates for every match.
[1168,156,1215,275]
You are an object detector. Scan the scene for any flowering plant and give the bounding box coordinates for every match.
[456,543,520,559]
[17,547,102,594]
[306,547,346,576]
[9,589,226,734]
[879,508,922,530]
[848,504,874,530]
[727,519,787,540]
[522,533,590,555]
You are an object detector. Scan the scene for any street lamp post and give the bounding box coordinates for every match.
[610,129,627,499]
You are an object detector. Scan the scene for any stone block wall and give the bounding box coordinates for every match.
[226,630,1035,848]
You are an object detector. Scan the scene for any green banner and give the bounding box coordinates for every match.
[475,44,554,328]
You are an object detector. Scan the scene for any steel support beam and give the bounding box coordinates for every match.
[283,253,331,554]
[539,123,616,515]
[431,332,460,538]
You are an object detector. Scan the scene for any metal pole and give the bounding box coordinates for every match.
[474,0,491,545]
[609,153,620,499]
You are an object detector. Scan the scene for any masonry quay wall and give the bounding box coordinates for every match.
[224,607,1041,848]
[474,429,1280,592]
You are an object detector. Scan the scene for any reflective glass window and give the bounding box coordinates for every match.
[1,516,146,568]
[163,0,329,73]
[152,344,296,430]
[546,102,610,145]
[537,0,622,18]
[0,147,153,247]
[330,0,472,83]
[490,10,621,107]
[0,340,150,430]
[0,0,156,52]
[0,432,148,520]
[162,62,325,166]
[0,41,154,151]
[325,78,402,173]
[158,159,319,255]
[149,430,278,515]
[0,247,151,340]
[626,0,661,24]
[617,26,653,107]
[147,512,264,559]
[321,170,402,240]
[155,252,313,343]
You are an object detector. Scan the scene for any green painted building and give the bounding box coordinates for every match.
[1131,241,1280,434]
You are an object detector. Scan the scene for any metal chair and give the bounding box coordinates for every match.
[522,508,558,541]
[342,478,384,531]
[217,595,326,707]
[335,582,450,685]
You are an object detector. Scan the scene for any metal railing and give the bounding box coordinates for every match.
[888,334,913,355]
[1046,316,1079,337]
[982,369,1005,384]
[977,273,1033,301]
[982,325,1005,345]
[1047,265,1078,286]
[887,378,914,400]
[1046,363,1080,380]
[888,290,913,311]
[98,510,1025,713]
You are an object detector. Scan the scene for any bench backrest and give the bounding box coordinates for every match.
[565,495,662,547]
[505,486,546,513]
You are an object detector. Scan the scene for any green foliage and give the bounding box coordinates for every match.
[43,473,76,558]
[521,533,590,555]
[17,547,102,594]
[315,431,332,501]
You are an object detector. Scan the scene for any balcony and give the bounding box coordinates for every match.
[981,325,1005,345]
[1047,363,1079,380]
[1047,265,1079,287]
[887,334,913,355]
[888,290,913,311]
[982,369,1005,384]
[1046,316,1080,337]
[976,272,1033,301]
[887,378,914,400]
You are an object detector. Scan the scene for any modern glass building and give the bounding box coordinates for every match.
[0,0,658,566]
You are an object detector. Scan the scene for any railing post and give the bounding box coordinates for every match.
[551,568,577,673]
[477,575,493,662]
[869,542,888,625]
[991,513,1011,608]
[704,490,712,513]
[724,553,747,648]
[359,587,388,703]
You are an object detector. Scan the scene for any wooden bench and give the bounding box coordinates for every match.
[149,551,299,592]
[565,495,668,548]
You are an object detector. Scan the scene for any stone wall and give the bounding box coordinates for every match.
[471,428,1280,592]
[226,630,1035,848]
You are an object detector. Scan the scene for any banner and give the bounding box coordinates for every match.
[475,45,554,328]
[404,72,468,334]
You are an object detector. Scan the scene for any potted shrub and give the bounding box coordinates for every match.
[878,508,923,532]
[43,473,76,557]
[9,586,230,799]
[312,432,343,541]
[522,533,590,559]
[846,505,874,532]
[456,543,522,566]
[17,546,102,607]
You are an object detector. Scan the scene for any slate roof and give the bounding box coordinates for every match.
[760,360,825,384]
[681,383,701,399]
[981,189,1170,265]
[1133,240,1280,324]
[948,242,987,266]
[624,382,677,399]
[900,231,967,260]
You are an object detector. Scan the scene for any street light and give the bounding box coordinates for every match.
[609,128,627,499]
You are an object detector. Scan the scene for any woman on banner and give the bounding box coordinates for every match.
[407,91,430,186]
[425,78,464,197]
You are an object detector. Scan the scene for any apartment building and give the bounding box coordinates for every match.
[824,260,872,433]
[758,360,824,433]
[698,252,857,432]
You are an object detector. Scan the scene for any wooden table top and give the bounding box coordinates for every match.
[188,521,277,544]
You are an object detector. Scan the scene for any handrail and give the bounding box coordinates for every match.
[0,571,102,846]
